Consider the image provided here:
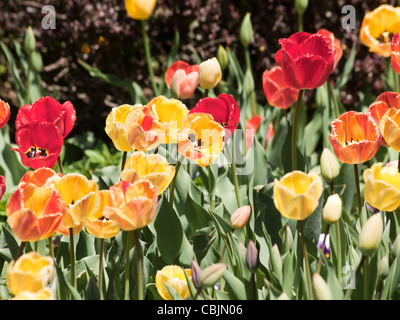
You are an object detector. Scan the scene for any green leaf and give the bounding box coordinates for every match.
[222,268,247,300]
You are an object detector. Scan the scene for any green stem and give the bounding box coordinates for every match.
[69,228,76,289]
[364,257,369,300]
[229,135,242,208]
[204,89,209,98]
[48,236,54,260]
[99,238,104,300]
[208,165,216,211]
[292,89,305,171]
[298,220,313,300]
[57,156,64,175]
[133,230,143,300]
[335,220,342,283]
[169,155,183,206]
[124,230,132,300]
[141,20,159,96]
[327,79,340,119]
[344,255,366,300]
[251,272,257,300]
[121,151,127,173]
[26,63,31,104]
[298,13,303,32]
[354,163,364,227]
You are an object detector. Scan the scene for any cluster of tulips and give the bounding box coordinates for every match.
[3,1,400,301]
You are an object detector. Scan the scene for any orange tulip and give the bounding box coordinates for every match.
[85,190,120,239]
[0,98,11,129]
[6,183,66,242]
[391,33,400,74]
[103,180,158,231]
[329,111,381,164]
[380,107,400,152]
[120,151,175,195]
[360,4,400,57]
[19,167,62,187]
[178,113,225,167]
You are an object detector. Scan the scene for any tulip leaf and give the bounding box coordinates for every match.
[222,268,247,300]
[2,226,20,261]
[154,196,183,264]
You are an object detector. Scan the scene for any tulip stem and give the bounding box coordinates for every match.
[204,89,209,98]
[229,134,242,208]
[121,151,127,173]
[316,224,330,274]
[208,165,216,211]
[99,238,104,300]
[292,89,305,171]
[335,220,342,283]
[124,230,132,300]
[69,228,76,289]
[353,163,364,227]
[141,20,159,96]
[133,230,143,300]
[16,241,25,260]
[327,79,340,119]
[344,255,366,300]
[57,156,64,175]
[169,155,184,206]
[298,220,313,300]
[48,236,54,260]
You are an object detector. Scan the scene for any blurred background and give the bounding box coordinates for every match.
[0,0,392,141]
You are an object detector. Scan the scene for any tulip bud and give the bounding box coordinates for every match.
[217,45,229,71]
[270,244,282,281]
[199,57,222,90]
[24,26,36,55]
[295,0,309,15]
[358,214,383,257]
[322,194,342,224]
[240,12,253,48]
[191,259,202,289]
[312,273,332,300]
[282,224,293,252]
[320,148,340,182]
[392,234,400,258]
[379,255,389,280]
[230,205,251,229]
[29,51,43,72]
[199,263,226,288]
[243,68,255,96]
[246,240,259,272]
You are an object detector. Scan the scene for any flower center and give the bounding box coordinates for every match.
[377,31,393,44]
[188,133,205,150]
[25,146,48,159]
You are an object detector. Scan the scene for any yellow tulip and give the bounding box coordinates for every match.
[105,104,166,152]
[147,95,188,143]
[85,190,120,239]
[11,288,54,300]
[47,173,100,236]
[199,57,222,90]
[6,252,53,296]
[125,0,156,20]
[380,107,400,152]
[363,162,400,212]
[155,265,192,300]
[273,171,323,220]
[120,151,175,195]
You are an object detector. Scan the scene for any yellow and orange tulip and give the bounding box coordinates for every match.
[380,107,400,152]
[125,0,156,20]
[155,265,192,300]
[19,167,62,187]
[120,151,175,195]
[329,111,381,164]
[0,98,11,129]
[103,180,158,231]
[273,171,323,221]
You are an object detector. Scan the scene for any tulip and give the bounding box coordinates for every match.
[245,115,262,152]
[103,180,158,231]
[379,255,389,280]
[273,170,323,221]
[155,265,192,300]
[217,45,228,71]
[295,0,308,15]
[199,263,226,288]
[274,32,336,90]
[322,194,342,224]
[120,151,175,195]
[391,33,400,75]
[360,4,400,57]
[320,148,340,182]
[0,98,11,129]
[246,240,259,272]
[191,260,202,289]
[312,273,332,300]
[317,29,343,70]
[240,12,253,48]
[124,0,156,20]
[380,108,400,152]
[0,175,5,202]
[19,167,61,188]
[363,163,400,212]
[105,104,166,152]
[164,61,199,100]
[6,183,66,242]
[230,205,251,229]
[199,57,222,90]
[147,95,189,143]
[262,66,299,110]
[178,113,225,167]
[23,26,36,54]
[358,213,383,257]
[6,252,53,296]
[188,93,240,139]
[329,111,381,164]
[11,288,53,300]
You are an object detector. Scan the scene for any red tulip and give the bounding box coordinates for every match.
[0,175,5,201]
[16,96,76,139]
[274,32,336,90]
[262,66,299,109]
[316,29,343,70]
[13,122,63,169]
[391,33,400,75]
[245,115,262,152]
[188,93,240,139]
[165,61,199,99]
[0,99,11,130]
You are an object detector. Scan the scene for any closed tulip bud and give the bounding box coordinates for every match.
[240,12,253,48]
[29,51,43,72]
[191,259,202,289]
[358,214,383,257]
[322,194,342,224]
[217,45,229,71]
[230,205,251,229]
[199,263,226,288]
[270,244,282,281]
[243,68,255,96]
[312,273,332,300]
[295,0,309,15]
[199,57,222,90]
[392,234,400,258]
[379,255,389,280]
[320,148,340,182]
[246,240,259,272]
[283,224,293,252]
[24,26,36,55]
